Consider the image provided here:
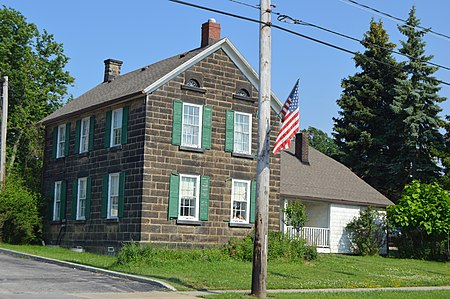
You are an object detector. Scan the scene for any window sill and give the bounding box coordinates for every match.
[231,152,255,160]
[74,219,87,224]
[179,146,205,153]
[176,219,203,226]
[50,220,66,225]
[232,94,255,103]
[108,145,123,152]
[181,85,207,94]
[77,152,90,157]
[229,222,253,228]
[104,218,119,223]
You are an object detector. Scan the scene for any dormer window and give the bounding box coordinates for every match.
[186,79,200,88]
[237,88,250,97]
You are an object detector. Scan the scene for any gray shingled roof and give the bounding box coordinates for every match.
[281,146,393,207]
[41,46,209,124]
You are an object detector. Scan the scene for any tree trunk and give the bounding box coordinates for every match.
[8,130,22,171]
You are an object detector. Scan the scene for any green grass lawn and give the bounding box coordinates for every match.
[1,243,449,291]
[203,290,450,299]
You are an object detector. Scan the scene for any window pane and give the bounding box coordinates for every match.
[234,113,250,154]
[109,174,119,218]
[111,109,122,146]
[78,178,86,219]
[80,118,90,153]
[232,181,249,222]
[57,125,66,158]
[182,104,200,147]
[180,176,197,218]
[54,182,61,221]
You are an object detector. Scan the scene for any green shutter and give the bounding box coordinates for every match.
[60,180,67,221]
[121,106,129,145]
[118,171,125,218]
[64,123,71,157]
[74,120,81,154]
[71,179,78,220]
[85,177,91,219]
[168,174,179,219]
[101,175,108,218]
[88,116,95,152]
[49,182,55,220]
[104,111,112,148]
[225,110,235,152]
[172,100,183,146]
[52,127,58,159]
[250,180,256,223]
[199,176,210,221]
[202,106,212,150]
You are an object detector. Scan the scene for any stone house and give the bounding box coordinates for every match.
[40,19,283,253]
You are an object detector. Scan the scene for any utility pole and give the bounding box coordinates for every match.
[251,0,271,298]
[0,76,8,187]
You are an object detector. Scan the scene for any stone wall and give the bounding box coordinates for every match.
[42,97,146,253]
[141,49,281,246]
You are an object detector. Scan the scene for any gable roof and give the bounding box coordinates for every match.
[281,146,393,207]
[41,38,283,125]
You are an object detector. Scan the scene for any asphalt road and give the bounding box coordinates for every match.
[0,253,194,299]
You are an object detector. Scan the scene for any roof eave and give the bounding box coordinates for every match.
[281,193,394,208]
[142,38,283,113]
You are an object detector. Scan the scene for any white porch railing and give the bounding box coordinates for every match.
[286,226,330,248]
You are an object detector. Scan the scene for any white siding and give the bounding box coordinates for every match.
[329,204,361,253]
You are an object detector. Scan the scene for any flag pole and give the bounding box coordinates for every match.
[251,0,271,297]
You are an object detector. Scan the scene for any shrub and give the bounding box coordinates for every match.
[282,201,307,235]
[346,207,386,255]
[0,174,42,244]
[225,231,317,262]
[387,180,450,261]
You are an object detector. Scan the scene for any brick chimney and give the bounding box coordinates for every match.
[103,59,123,82]
[201,18,221,47]
[295,132,310,164]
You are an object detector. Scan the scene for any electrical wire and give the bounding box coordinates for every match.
[276,15,450,72]
[226,0,450,72]
[339,0,450,41]
[168,0,450,87]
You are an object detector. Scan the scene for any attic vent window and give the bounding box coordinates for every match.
[237,89,250,97]
[186,79,200,88]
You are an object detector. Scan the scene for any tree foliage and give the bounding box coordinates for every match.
[388,7,446,196]
[0,6,74,192]
[346,207,387,256]
[333,20,405,199]
[0,173,42,244]
[304,126,338,158]
[282,201,307,235]
[387,180,450,260]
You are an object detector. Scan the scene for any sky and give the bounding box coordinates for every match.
[2,0,449,134]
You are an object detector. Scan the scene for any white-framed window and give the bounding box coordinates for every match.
[182,103,202,148]
[234,112,252,155]
[108,173,120,219]
[230,179,250,223]
[179,174,200,221]
[56,124,66,158]
[77,177,87,220]
[111,108,123,147]
[79,117,90,153]
[53,181,62,221]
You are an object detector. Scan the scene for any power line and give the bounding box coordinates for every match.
[276,15,450,72]
[168,0,450,87]
[227,0,450,72]
[339,0,450,41]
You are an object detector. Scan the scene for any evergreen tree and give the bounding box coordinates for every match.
[0,7,74,192]
[389,6,446,196]
[333,20,404,198]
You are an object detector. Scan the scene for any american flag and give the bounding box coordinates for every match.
[273,80,300,155]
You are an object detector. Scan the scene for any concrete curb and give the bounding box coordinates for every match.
[179,286,450,296]
[0,248,176,291]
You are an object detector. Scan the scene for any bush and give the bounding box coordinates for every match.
[282,201,307,235]
[225,231,317,262]
[346,207,386,256]
[0,174,42,244]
